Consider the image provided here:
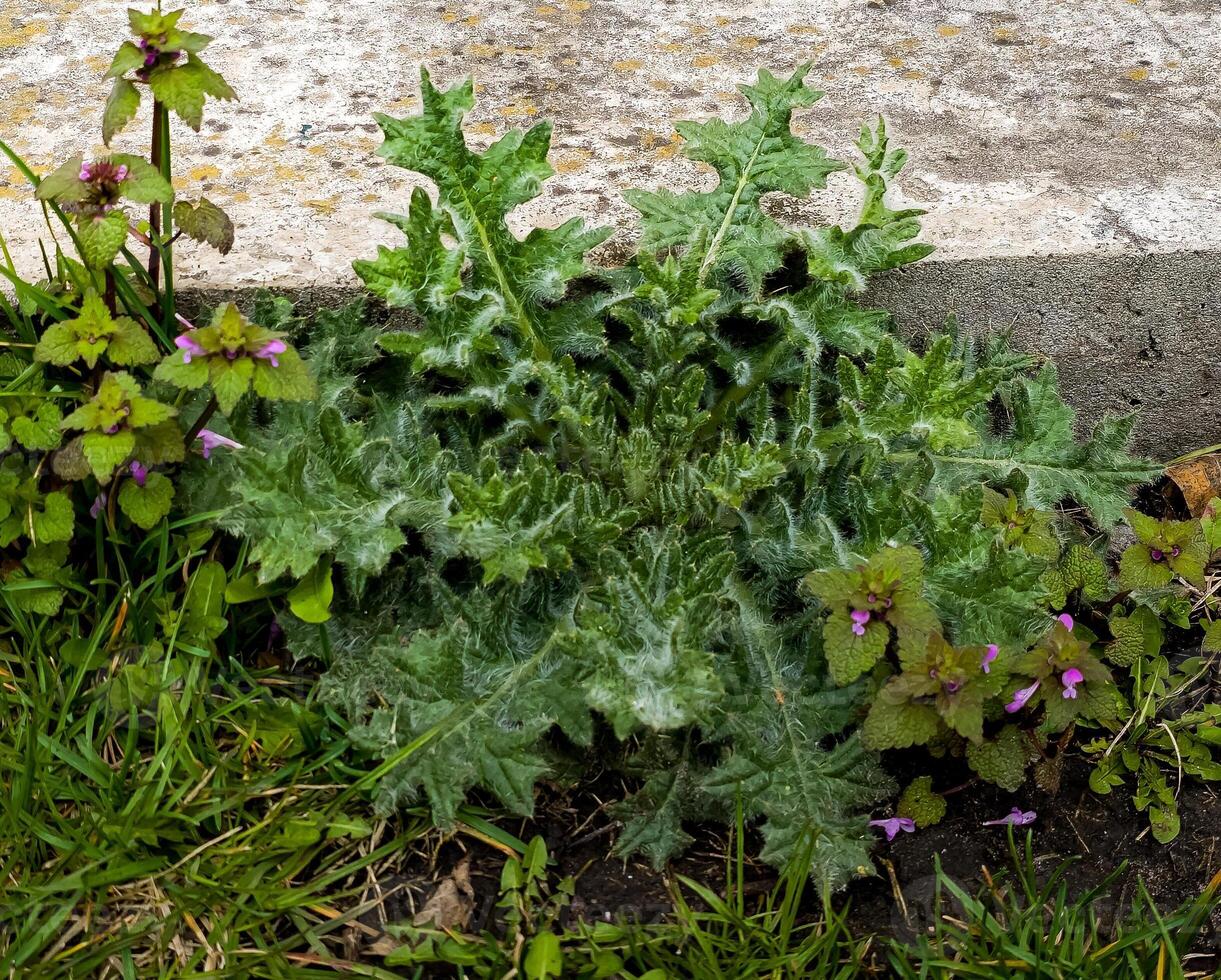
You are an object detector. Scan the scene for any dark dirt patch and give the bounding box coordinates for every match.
[358,753,1219,972]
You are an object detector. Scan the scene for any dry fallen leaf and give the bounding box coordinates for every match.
[1167,454,1221,517]
[412,858,475,931]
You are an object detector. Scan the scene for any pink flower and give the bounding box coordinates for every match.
[196,428,244,459]
[1004,679,1041,714]
[1060,667,1083,700]
[850,609,871,637]
[869,817,916,841]
[90,492,107,519]
[129,460,148,487]
[1057,613,1074,631]
[175,333,206,363]
[983,807,1037,827]
[254,339,287,368]
[981,644,999,674]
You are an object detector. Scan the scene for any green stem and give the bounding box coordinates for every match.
[148,102,164,292]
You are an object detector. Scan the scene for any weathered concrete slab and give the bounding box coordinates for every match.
[2,0,1220,454]
[4,0,1220,284]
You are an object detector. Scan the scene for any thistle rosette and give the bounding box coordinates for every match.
[981,487,1059,559]
[36,154,173,268]
[805,545,939,685]
[1117,507,1207,590]
[57,371,180,483]
[155,303,314,415]
[1003,613,1117,731]
[104,7,235,138]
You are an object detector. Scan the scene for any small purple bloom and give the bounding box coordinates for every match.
[850,609,871,637]
[196,428,244,459]
[869,817,916,841]
[1150,548,1164,562]
[79,164,92,182]
[943,679,962,694]
[1005,679,1041,714]
[982,644,999,674]
[1060,667,1083,700]
[175,333,206,363]
[254,339,287,368]
[1057,613,1074,631]
[1171,546,1181,558]
[90,492,107,519]
[129,460,148,487]
[983,807,1037,828]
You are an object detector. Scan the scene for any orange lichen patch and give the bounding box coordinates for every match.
[263,133,288,150]
[0,16,47,50]
[560,57,577,66]
[656,42,686,53]
[1126,67,1150,81]
[887,56,905,68]
[714,15,733,26]
[275,164,298,181]
[499,100,539,118]
[468,121,496,138]
[649,79,671,91]
[229,191,250,204]
[896,38,920,51]
[734,36,760,50]
[535,5,558,15]
[937,25,962,38]
[441,11,459,22]
[554,150,590,173]
[903,70,925,80]
[189,165,222,181]
[561,0,591,12]
[360,193,379,204]
[613,59,645,71]
[851,65,872,76]
[691,54,720,68]
[467,43,499,58]
[993,27,1017,42]
[303,196,339,215]
[0,186,26,201]
[654,133,683,159]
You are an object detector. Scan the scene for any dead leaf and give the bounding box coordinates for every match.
[1167,454,1221,517]
[412,859,474,931]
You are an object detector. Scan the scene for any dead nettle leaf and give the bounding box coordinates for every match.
[1167,454,1221,517]
[412,858,474,931]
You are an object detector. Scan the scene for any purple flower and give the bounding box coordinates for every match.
[1005,679,1041,714]
[981,644,999,674]
[196,428,244,459]
[129,460,148,487]
[983,807,1037,827]
[1060,667,1083,700]
[254,339,287,368]
[850,609,871,637]
[869,817,916,841]
[79,164,92,181]
[1150,548,1164,562]
[175,333,206,363]
[1057,613,1074,631]
[90,492,107,519]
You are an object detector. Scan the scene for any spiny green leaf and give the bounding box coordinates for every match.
[625,65,842,296]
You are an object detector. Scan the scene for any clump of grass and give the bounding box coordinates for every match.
[0,595,431,978]
[887,830,1221,979]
